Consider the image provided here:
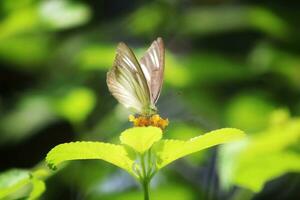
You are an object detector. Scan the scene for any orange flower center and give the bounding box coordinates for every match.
[129,114,169,130]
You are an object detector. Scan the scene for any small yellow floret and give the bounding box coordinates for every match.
[158,118,169,130]
[128,114,169,130]
[128,114,135,121]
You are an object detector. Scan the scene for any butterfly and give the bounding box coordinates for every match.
[107,38,165,116]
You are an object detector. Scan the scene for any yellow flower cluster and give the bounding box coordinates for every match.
[129,114,169,130]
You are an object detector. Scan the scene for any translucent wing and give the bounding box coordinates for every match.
[107,42,151,114]
[139,37,165,104]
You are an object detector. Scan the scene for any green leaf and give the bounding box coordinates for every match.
[46,141,134,175]
[126,4,164,36]
[39,0,91,29]
[219,110,300,192]
[0,36,52,66]
[0,95,55,144]
[54,87,96,123]
[225,93,275,132]
[77,45,115,70]
[181,7,288,38]
[154,128,245,169]
[0,169,31,199]
[28,178,46,200]
[119,127,162,154]
[0,7,40,40]
[0,169,46,199]
[235,152,300,192]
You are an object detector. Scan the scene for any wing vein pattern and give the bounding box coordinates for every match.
[107,38,164,114]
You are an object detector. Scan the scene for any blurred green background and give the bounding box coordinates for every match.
[0,0,300,199]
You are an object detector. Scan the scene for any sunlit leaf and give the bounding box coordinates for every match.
[39,0,91,29]
[54,87,96,123]
[154,128,245,169]
[46,142,134,175]
[219,110,300,192]
[162,122,209,165]
[28,178,45,200]
[1,0,36,13]
[0,169,46,199]
[182,6,289,38]
[0,7,39,39]
[164,53,190,87]
[235,152,300,192]
[120,127,162,154]
[247,7,289,38]
[249,42,300,89]
[77,45,115,70]
[0,169,30,199]
[126,4,164,36]
[182,53,250,85]
[225,93,276,133]
[0,36,52,66]
[0,95,55,144]
[182,7,248,35]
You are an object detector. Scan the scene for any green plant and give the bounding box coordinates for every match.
[46,38,245,199]
[46,126,244,199]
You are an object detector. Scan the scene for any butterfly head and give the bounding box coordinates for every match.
[142,104,157,116]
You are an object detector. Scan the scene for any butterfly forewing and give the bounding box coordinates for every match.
[139,38,165,104]
[107,42,151,114]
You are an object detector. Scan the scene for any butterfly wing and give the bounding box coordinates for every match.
[139,37,165,104]
[107,42,151,114]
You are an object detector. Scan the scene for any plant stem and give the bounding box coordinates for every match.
[232,188,254,200]
[140,153,151,200]
[142,180,150,200]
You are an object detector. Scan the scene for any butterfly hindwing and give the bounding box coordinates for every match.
[140,38,164,104]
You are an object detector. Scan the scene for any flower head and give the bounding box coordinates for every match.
[129,114,169,130]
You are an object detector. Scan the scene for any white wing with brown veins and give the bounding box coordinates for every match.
[140,37,165,104]
[107,38,165,115]
[107,42,150,114]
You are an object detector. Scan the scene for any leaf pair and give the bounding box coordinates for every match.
[46,126,244,178]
